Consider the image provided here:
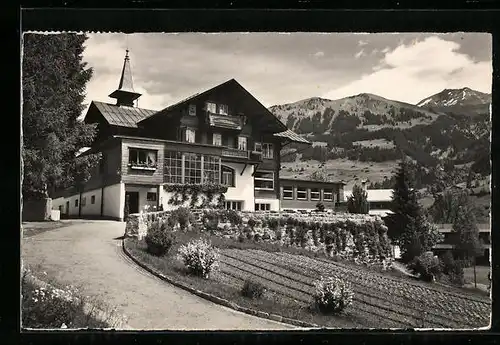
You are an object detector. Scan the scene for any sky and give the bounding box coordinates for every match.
[82,32,492,112]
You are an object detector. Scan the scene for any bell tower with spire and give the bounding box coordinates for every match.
[109,49,142,107]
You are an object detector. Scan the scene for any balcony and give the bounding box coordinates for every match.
[222,147,249,159]
[221,148,263,162]
[206,112,244,131]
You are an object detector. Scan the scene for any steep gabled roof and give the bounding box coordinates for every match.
[138,78,287,133]
[86,101,157,128]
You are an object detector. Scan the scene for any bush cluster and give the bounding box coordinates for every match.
[439,251,465,286]
[144,219,175,256]
[408,251,442,282]
[241,279,266,299]
[313,276,354,314]
[177,238,220,278]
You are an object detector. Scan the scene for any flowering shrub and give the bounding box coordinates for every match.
[177,238,220,278]
[144,219,175,256]
[313,276,354,314]
[241,279,266,299]
[408,251,442,282]
[21,272,114,329]
[202,210,220,232]
[170,207,195,231]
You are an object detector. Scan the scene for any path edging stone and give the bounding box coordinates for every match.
[122,239,320,329]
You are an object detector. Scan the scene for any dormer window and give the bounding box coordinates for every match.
[218,104,229,115]
[188,104,196,116]
[205,102,217,113]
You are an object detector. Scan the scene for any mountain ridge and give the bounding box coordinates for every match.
[270,87,491,189]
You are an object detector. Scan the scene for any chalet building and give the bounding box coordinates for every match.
[52,50,310,220]
[278,178,345,212]
[343,181,393,217]
[432,223,491,264]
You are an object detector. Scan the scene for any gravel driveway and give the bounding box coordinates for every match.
[21,220,296,330]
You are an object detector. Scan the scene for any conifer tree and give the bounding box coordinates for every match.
[386,159,442,263]
[347,184,369,214]
[22,33,100,200]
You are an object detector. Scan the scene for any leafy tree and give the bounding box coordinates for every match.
[22,33,100,200]
[429,189,475,224]
[452,204,483,287]
[347,184,369,214]
[385,159,442,263]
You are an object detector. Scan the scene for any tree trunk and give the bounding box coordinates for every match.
[473,256,477,288]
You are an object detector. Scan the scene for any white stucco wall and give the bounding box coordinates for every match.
[103,183,125,220]
[125,185,159,213]
[51,197,65,212]
[254,198,280,211]
[80,189,102,216]
[69,195,80,217]
[223,162,255,211]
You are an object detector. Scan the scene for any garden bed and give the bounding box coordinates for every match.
[124,230,490,329]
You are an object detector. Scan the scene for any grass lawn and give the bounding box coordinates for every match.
[124,230,490,329]
[464,265,491,286]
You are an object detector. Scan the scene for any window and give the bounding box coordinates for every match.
[212,133,222,146]
[323,189,333,201]
[282,186,294,199]
[310,188,320,201]
[225,201,242,211]
[254,171,274,190]
[164,151,183,184]
[185,128,196,143]
[82,197,86,207]
[238,136,247,151]
[262,143,274,159]
[254,142,262,152]
[206,102,217,113]
[129,148,157,168]
[218,104,229,115]
[147,192,157,201]
[184,153,202,184]
[221,165,235,187]
[91,195,96,204]
[255,203,271,211]
[164,151,221,185]
[297,187,307,200]
[188,104,196,116]
[203,155,221,184]
[74,199,79,207]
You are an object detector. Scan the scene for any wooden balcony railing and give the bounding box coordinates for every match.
[221,147,250,159]
[206,112,244,130]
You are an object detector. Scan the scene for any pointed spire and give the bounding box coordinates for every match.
[109,49,142,107]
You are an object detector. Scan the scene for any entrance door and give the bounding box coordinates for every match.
[65,201,70,216]
[126,191,140,214]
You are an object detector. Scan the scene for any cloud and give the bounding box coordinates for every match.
[323,36,492,104]
[80,33,491,112]
[354,49,366,59]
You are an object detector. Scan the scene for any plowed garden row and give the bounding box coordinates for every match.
[218,249,490,329]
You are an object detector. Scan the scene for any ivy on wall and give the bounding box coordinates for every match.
[164,183,228,209]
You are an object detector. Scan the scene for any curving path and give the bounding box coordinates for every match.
[21,220,296,330]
